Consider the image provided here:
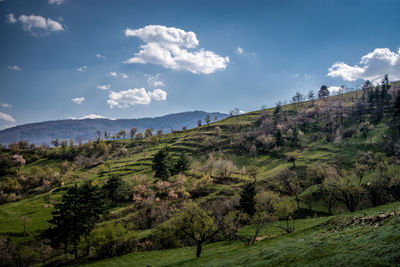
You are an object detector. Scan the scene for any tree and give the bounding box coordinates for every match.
[51,138,60,147]
[102,174,123,204]
[197,120,202,127]
[318,85,330,99]
[286,150,300,168]
[204,114,211,126]
[273,102,282,125]
[174,152,191,174]
[275,198,296,233]
[152,147,173,181]
[275,168,301,208]
[129,127,138,139]
[239,181,256,216]
[275,129,284,147]
[104,131,110,141]
[145,128,153,138]
[45,184,107,258]
[21,215,29,235]
[323,171,363,212]
[307,90,315,100]
[172,202,219,257]
[255,190,280,215]
[95,130,102,143]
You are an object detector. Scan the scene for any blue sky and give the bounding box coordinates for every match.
[1,0,400,129]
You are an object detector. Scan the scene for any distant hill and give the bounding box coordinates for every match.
[0,111,228,145]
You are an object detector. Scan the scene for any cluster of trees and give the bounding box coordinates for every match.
[152,147,191,181]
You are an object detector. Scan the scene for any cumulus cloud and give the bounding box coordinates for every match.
[77,66,87,72]
[71,97,85,104]
[97,84,110,90]
[145,73,165,87]
[124,25,229,74]
[235,47,244,54]
[107,88,167,108]
[96,54,106,59]
[327,48,400,83]
[0,111,16,122]
[109,72,128,79]
[7,13,64,35]
[6,13,17,23]
[49,0,64,5]
[8,65,21,71]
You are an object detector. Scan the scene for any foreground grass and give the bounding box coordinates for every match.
[81,202,400,267]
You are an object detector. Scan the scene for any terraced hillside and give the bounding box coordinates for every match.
[1,81,400,266]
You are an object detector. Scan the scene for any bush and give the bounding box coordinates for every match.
[90,223,136,259]
[343,127,357,138]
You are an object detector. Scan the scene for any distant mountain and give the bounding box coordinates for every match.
[0,111,228,145]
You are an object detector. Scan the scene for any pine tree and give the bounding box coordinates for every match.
[102,174,123,204]
[239,182,256,216]
[45,184,107,259]
[275,129,284,147]
[174,152,191,174]
[152,147,173,181]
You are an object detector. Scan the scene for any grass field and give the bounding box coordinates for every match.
[81,202,400,267]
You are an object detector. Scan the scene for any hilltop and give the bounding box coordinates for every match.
[0,80,399,266]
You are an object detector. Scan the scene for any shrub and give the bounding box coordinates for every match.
[90,223,136,258]
[343,127,357,138]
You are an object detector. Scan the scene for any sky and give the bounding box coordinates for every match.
[0,0,400,129]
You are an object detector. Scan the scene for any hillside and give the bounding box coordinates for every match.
[0,80,400,266]
[0,111,228,145]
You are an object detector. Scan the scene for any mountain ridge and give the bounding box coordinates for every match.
[0,111,228,145]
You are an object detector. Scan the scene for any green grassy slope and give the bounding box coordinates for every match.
[82,202,400,267]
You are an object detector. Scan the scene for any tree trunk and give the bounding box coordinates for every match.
[196,242,202,258]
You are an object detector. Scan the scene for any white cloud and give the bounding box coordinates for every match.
[6,13,17,24]
[327,48,400,83]
[328,86,342,94]
[124,25,229,74]
[97,84,110,90]
[80,114,106,119]
[77,66,87,72]
[107,88,167,108]
[145,73,165,87]
[49,0,64,5]
[7,13,64,35]
[96,54,106,59]
[235,47,244,54]
[238,110,245,114]
[1,103,12,108]
[148,89,167,101]
[109,72,128,78]
[0,112,16,122]
[8,65,21,71]
[71,97,85,104]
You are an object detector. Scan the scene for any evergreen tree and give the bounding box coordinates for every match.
[174,152,191,174]
[273,102,282,125]
[275,129,284,147]
[152,147,173,181]
[102,174,123,204]
[45,184,107,258]
[239,181,256,216]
